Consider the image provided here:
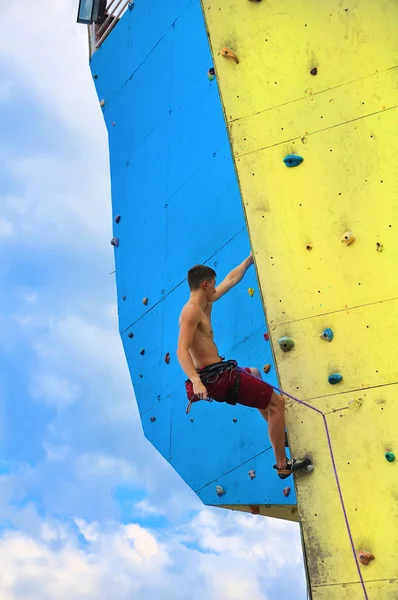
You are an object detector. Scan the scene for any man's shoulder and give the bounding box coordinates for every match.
[180,302,202,319]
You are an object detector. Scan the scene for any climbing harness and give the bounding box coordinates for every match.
[185,360,241,414]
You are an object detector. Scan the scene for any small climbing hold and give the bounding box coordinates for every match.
[341,231,355,246]
[100,99,105,107]
[248,287,255,297]
[385,451,395,462]
[216,485,225,497]
[357,551,375,566]
[142,297,148,305]
[122,296,126,301]
[139,374,143,378]
[220,47,239,64]
[348,397,363,410]
[150,416,156,423]
[112,122,116,127]
[283,486,291,497]
[310,67,318,76]
[233,418,237,423]
[264,332,269,341]
[263,364,271,374]
[128,332,134,339]
[376,242,383,252]
[93,74,98,79]
[249,505,260,515]
[164,352,170,364]
[140,348,145,355]
[248,470,256,480]
[278,337,295,352]
[306,244,313,251]
[115,215,121,224]
[110,237,119,247]
[328,373,343,385]
[320,328,334,342]
[284,154,304,168]
[208,67,215,81]
[190,418,194,423]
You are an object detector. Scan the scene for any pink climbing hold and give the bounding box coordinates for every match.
[283,487,291,497]
[110,237,119,247]
[115,215,121,224]
[264,332,269,341]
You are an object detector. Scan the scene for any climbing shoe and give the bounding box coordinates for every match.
[273,457,312,480]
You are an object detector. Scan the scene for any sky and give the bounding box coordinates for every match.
[0,1,307,598]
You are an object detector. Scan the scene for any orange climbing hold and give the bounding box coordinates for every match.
[357,551,375,566]
[263,364,271,374]
[220,47,239,64]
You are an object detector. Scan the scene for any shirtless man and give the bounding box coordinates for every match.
[177,255,307,480]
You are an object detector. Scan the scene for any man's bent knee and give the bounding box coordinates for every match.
[269,392,285,412]
[249,367,262,379]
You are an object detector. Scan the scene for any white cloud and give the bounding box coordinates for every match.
[29,373,81,410]
[0,0,111,250]
[0,217,14,238]
[0,0,101,141]
[42,441,70,462]
[0,79,13,103]
[76,453,137,482]
[0,511,305,600]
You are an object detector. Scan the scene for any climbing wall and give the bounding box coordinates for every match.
[89,0,300,522]
[201,0,398,598]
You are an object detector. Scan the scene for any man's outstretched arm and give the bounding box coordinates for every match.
[212,253,254,302]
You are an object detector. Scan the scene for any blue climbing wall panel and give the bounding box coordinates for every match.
[90,0,297,514]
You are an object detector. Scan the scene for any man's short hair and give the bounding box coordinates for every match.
[187,265,216,291]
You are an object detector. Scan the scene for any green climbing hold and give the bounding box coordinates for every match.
[208,68,215,81]
[385,452,395,462]
[278,337,295,352]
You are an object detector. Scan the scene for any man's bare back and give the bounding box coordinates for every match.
[179,302,222,370]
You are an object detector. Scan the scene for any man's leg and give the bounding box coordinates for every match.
[248,368,269,423]
[247,367,286,468]
[267,391,287,469]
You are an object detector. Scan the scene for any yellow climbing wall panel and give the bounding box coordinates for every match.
[201,0,398,597]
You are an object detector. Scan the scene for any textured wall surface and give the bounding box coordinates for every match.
[202,0,398,597]
[90,0,297,518]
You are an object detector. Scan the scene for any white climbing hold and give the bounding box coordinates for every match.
[216,485,225,497]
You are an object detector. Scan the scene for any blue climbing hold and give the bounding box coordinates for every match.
[320,328,334,342]
[328,374,343,385]
[284,154,304,168]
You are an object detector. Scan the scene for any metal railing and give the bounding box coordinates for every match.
[88,0,132,56]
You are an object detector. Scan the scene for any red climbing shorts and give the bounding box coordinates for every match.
[185,359,274,413]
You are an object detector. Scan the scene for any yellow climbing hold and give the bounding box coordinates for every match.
[248,287,255,297]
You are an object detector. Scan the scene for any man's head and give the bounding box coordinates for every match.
[187,265,216,301]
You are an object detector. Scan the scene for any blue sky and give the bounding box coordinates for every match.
[0,1,307,597]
